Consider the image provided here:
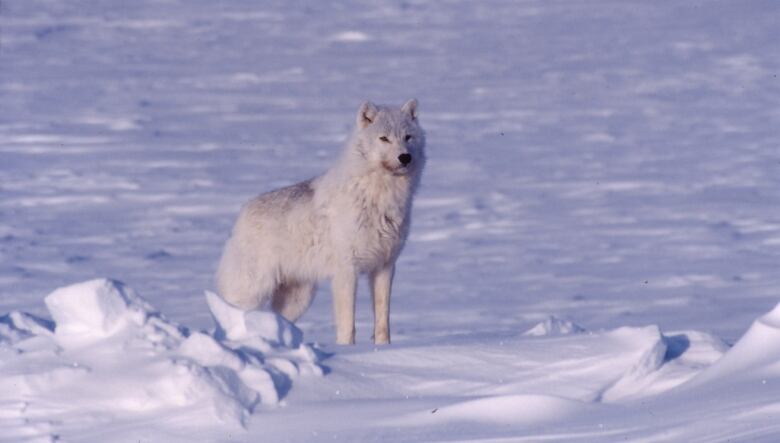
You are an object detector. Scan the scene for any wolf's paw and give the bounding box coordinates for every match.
[373,332,390,345]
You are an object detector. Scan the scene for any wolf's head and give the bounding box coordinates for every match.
[349,99,426,177]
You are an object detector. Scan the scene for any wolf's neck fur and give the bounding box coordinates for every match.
[318,140,419,225]
[323,156,416,210]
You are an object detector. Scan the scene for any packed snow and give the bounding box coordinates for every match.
[0,279,321,442]
[2,0,780,441]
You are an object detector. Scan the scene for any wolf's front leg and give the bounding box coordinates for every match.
[332,269,357,344]
[370,264,394,344]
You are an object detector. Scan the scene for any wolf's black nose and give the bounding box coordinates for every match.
[398,153,412,165]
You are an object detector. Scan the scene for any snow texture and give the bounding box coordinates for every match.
[2,0,780,441]
[0,279,321,441]
[523,315,587,336]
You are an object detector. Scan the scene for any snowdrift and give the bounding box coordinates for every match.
[686,301,780,386]
[0,279,322,442]
[289,306,780,442]
[4,280,780,442]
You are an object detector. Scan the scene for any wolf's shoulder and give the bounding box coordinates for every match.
[243,177,317,213]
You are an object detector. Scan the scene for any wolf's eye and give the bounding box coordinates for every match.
[404,134,412,142]
[379,136,390,143]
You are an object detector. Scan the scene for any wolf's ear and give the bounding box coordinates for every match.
[401,99,418,120]
[357,101,379,129]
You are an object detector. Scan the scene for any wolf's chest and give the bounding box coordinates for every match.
[324,173,412,269]
[354,203,405,251]
[345,194,408,268]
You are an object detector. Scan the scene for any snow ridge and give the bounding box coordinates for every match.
[0,279,322,440]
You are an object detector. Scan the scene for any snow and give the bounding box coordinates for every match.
[0,279,322,441]
[2,0,780,441]
[523,315,586,336]
[206,290,303,348]
[44,278,151,338]
[407,394,586,426]
[687,301,780,386]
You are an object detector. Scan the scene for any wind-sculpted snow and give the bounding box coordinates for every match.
[3,287,780,441]
[523,315,587,337]
[686,301,780,387]
[253,306,780,442]
[0,311,53,345]
[0,279,322,442]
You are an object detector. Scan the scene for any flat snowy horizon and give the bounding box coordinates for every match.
[2,1,780,442]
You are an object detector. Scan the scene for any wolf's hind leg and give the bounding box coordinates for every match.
[271,281,317,322]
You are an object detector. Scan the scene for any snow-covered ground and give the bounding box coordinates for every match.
[2,0,780,441]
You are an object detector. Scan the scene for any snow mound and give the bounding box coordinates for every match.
[599,326,668,401]
[415,394,586,426]
[44,278,157,339]
[0,279,322,435]
[523,315,587,337]
[687,301,780,386]
[0,311,53,345]
[206,290,302,348]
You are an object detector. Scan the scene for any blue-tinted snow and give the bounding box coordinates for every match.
[2,1,780,441]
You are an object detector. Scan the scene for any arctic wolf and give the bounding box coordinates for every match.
[216,99,426,345]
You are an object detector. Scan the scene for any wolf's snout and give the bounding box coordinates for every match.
[398,153,412,166]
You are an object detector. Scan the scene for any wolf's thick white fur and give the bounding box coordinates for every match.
[216,100,425,344]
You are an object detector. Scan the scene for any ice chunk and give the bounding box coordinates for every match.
[205,291,302,348]
[1,280,321,435]
[44,278,152,337]
[244,311,302,348]
[179,332,245,371]
[523,315,587,337]
[205,290,248,341]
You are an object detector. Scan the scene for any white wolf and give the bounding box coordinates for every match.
[216,99,425,345]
